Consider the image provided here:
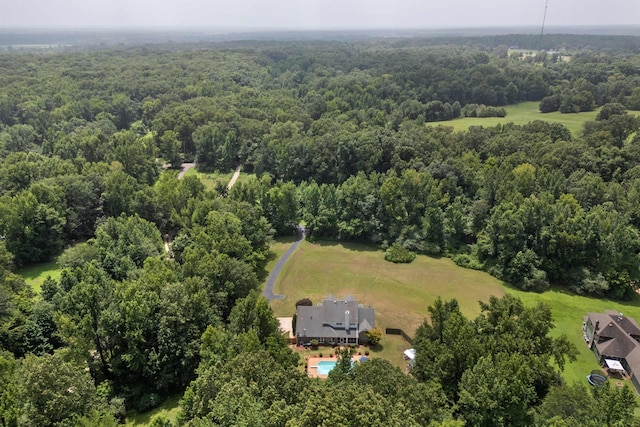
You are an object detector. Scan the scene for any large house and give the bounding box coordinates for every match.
[295,295,375,346]
[584,311,640,393]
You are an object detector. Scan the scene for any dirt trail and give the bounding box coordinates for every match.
[177,163,195,179]
[164,163,242,255]
[227,165,242,190]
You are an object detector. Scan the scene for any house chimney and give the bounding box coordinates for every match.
[345,310,350,332]
[595,320,600,330]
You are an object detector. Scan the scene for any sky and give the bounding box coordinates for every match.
[0,0,638,30]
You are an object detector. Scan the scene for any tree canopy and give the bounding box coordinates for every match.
[1,32,640,424]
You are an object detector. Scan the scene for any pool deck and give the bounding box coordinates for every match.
[305,355,369,379]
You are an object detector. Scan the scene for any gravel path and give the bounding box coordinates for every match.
[227,165,242,190]
[177,163,195,179]
[263,225,305,301]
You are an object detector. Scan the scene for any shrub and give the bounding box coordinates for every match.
[453,254,484,270]
[505,249,549,292]
[384,243,416,264]
[57,242,100,268]
[295,298,313,306]
[476,105,507,118]
[310,339,318,349]
[366,327,383,346]
[569,268,608,296]
[462,103,479,117]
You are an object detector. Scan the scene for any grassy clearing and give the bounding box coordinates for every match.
[125,395,181,426]
[183,167,254,191]
[267,240,640,385]
[429,101,600,136]
[270,241,505,334]
[268,240,506,371]
[17,261,62,294]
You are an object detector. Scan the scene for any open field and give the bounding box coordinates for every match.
[269,241,505,335]
[182,167,253,191]
[429,101,602,136]
[17,261,62,294]
[268,240,506,374]
[266,240,640,385]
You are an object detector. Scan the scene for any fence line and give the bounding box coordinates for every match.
[385,328,413,345]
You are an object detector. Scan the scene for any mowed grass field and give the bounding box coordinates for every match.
[18,261,62,294]
[429,101,601,136]
[270,241,505,333]
[267,240,640,386]
[269,241,506,370]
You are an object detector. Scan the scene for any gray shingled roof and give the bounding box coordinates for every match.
[322,299,359,324]
[587,312,640,378]
[295,295,375,340]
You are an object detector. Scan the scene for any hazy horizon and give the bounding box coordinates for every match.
[1,0,639,30]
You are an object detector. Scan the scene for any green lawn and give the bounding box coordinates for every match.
[270,241,505,334]
[125,394,182,426]
[266,240,640,386]
[17,261,62,294]
[429,101,602,136]
[265,235,298,273]
[504,285,640,386]
[268,241,506,371]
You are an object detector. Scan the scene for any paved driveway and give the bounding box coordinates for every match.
[263,225,305,301]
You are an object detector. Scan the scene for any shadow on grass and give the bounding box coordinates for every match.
[125,394,181,426]
[504,281,640,310]
[368,344,385,353]
[313,239,382,253]
[273,235,297,245]
[17,261,60,281]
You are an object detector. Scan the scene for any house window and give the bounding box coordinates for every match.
[318,338,324,343]
[348,338,357,344]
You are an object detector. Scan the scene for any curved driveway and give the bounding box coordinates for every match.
[263,225,305,301]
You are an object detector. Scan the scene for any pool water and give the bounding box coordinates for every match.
[317,360,337,375]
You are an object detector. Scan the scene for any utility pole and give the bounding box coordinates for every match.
[538,0,549,52]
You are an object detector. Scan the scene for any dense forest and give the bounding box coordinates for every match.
[1,33,640,425]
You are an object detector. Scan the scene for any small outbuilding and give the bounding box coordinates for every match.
[403,348,416,360]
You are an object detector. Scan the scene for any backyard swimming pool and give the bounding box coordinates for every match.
[316,360,337,375]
